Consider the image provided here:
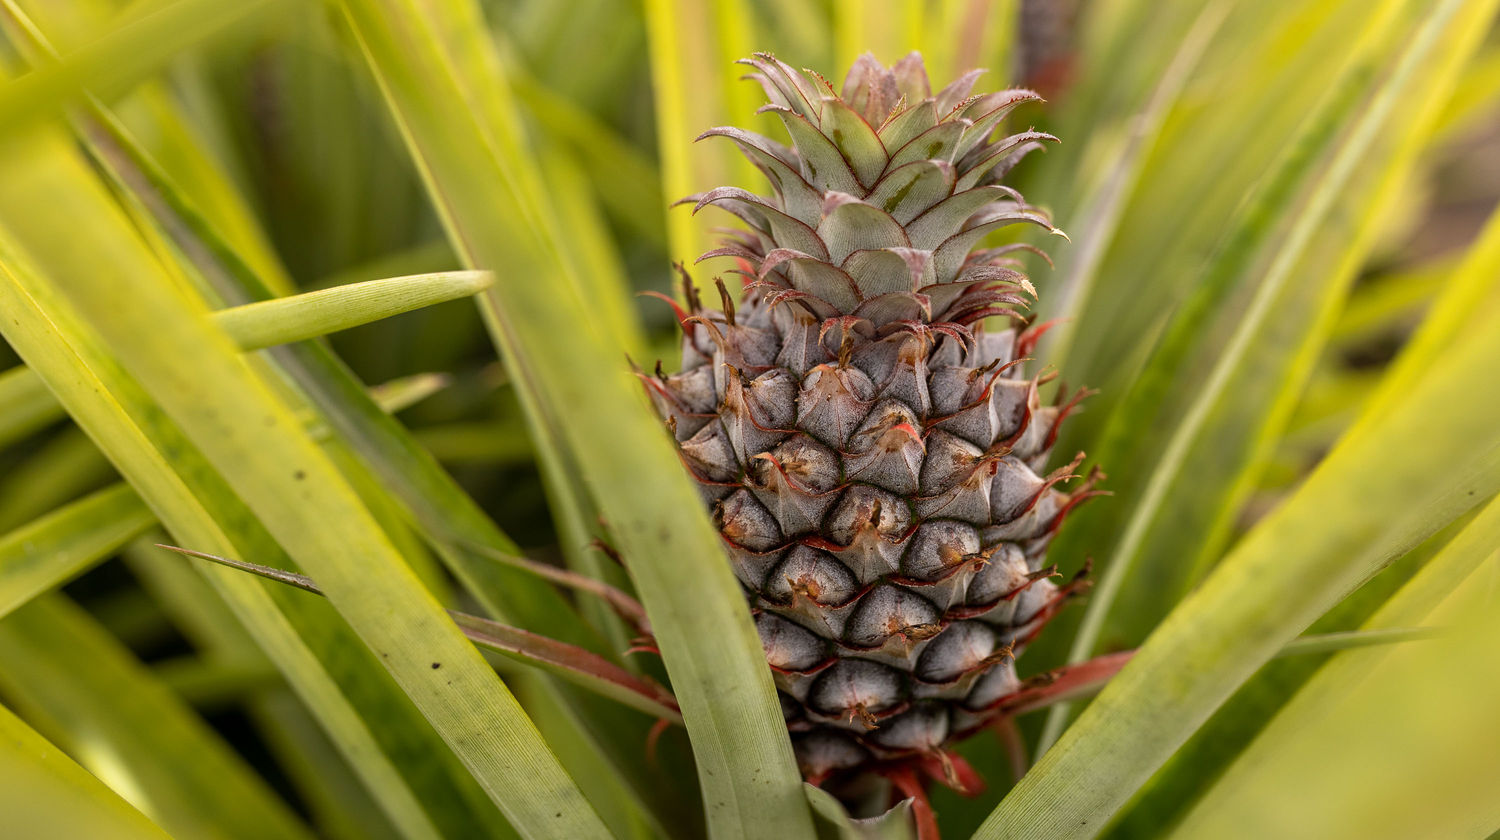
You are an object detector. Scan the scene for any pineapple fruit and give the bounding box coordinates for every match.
[644,52,1099,783]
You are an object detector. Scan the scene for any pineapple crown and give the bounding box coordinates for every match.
[689,52,1062,334]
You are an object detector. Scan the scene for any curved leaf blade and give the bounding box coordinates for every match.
[0,594,315,840]
[976,174,1500,840]
[0,482,154,620]
[1169,495,1500,839]
[336,2,814,836]
[0,130,609,839]
[1040,0,1495,749]
[0,702,173,840]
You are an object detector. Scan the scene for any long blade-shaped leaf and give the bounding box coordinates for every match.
[1355,213,1500,429]
[0,0,283,139]
[162,544,683,723]
[0,363,63,448]
[0,482,153,619]
[0,702,173,840]
[73,79,687,825]
[0,267,497,429]
[0,182,497,840]
[1103,204,1500,840]
[805,784,915,840]
[975,80,1500,840]
[643,0,759,277]
[214,271,493,349]
[0,423,114,533]
[1039,0,1493,748]
[336,2,813,837]
[120,537,457,840]
[36,0,696,827]
[1169,495,1500,839]
[1040,0,1229,355]
[0,129,609,839]
[833,0,924,69]
[5,1,674,834]
[0,594,315,840]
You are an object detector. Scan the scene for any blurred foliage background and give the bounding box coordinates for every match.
[1,0,1499,839]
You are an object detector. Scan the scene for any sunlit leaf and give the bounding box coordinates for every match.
[1169,496,1500,839]
[0,702,173,840]
[337,1,815,835]
[0,594,315,839]
[0,129,599,838]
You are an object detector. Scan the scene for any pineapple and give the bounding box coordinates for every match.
[644,52,1099,784]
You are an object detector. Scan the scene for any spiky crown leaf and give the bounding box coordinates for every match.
[690,52,1061,333]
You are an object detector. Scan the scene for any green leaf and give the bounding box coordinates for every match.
[978,0,1500,816]
[1325,260,1449,347]
[0,269,496,438]
[1272,626,1441,658]
[0,482,154,619]
[48,9,692,824]
[990,628,1443,719]
[0,126,610,838]
[513,72,666,254]
[0,594,315,840]
[1105,516,1470,838]
[0,0,285,141]
[0,363,65,449]
[1356,205,1500,429]
[974,210,1500,840]
[1168,495,1500,839]
[642,0,761,287]
[154,654,281,707]
[918,0,1018,88]
[252,691,412,840]
[0,423,114,534]
[1038,0,1438,467]
[214,271,494,350]
[1432,45,1500,141]
[336,2,815,836]
[120,537,467,840]
[1039,0,1494,747]
[1040,0,1230,354]
[364,371,453,415]
[0,112,581,836]
[0,0,297,298]
[162,543,682,723]
[833,0,924,70]
[805,784,915,840]
[0,702,173,840]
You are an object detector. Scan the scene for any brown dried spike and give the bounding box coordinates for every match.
[675,261,702,313]
[716,276,737,326]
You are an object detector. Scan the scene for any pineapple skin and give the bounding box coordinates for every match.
[645,53,1096,781]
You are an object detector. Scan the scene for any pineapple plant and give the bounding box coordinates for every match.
[645,52,1100,785]
[1,2,1499,840]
